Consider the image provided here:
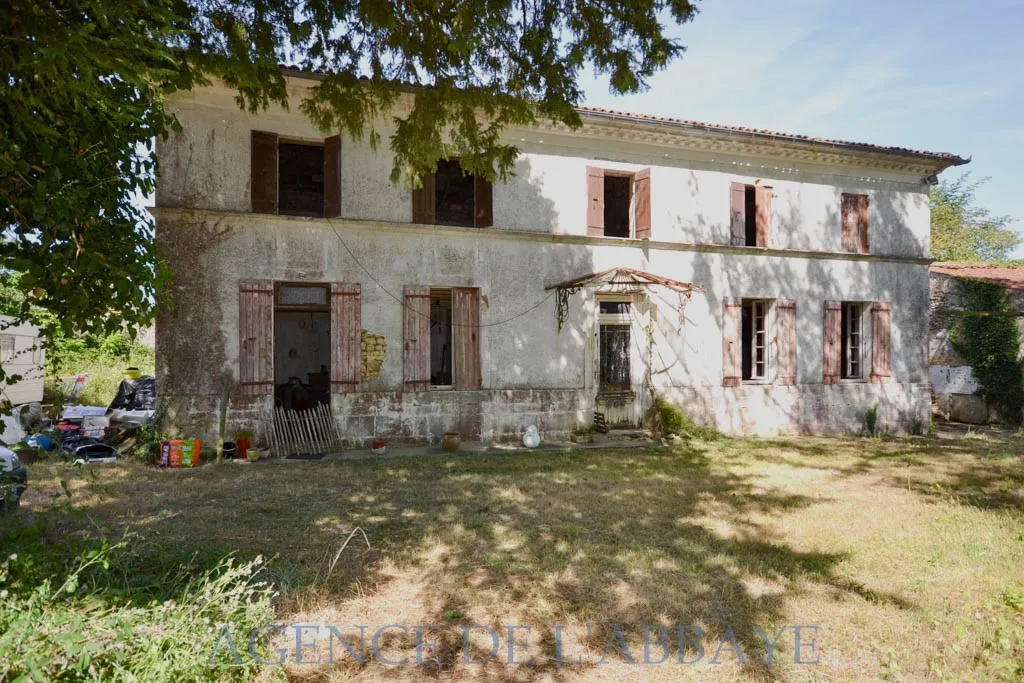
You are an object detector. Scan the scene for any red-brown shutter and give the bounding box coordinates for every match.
[251,131,278,214]
[453,288,481,390]
[858,195,870,254]
[330,283,360,392]
[823,301,842,384]
[634,168,651,239]
[729,182,746,246]
[403,286,431,391]
[755,185,772,248]
[586,166,605,236]
[871,301,892,383]
[777,299,797,385]
[841,194,857,252]
[323,135,341,218]
[722,297,742,387]
[412,173,436,224]
[473,175,493,228]
[239,280,273,395]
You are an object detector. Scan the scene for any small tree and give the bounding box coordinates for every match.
[931,174,1019,262]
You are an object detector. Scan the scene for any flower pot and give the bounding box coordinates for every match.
[440,432,461,453]
[371,438,388,455]
[246,448,260,462]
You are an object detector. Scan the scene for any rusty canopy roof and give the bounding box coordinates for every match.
[931,262,1024,292]
[546,267,701,293]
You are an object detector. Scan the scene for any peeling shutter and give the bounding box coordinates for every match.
[323,135,342,218]
[823,301,842,384]
[634,168,651,239]
[251,131,278,214]
[841,194,858,252]
[722,297,742,387]
[453,288,481,390]
[586,166,605,236]
[330,283,360,392]
[777,299,797,385]
[239,280,273,395]
[755,185,772,248]
[871,302,892,383]
[858,195,870,254]
[730,182,746,246]
[474,175,493,228]
[412,173,436,224]
[403,286,431,391]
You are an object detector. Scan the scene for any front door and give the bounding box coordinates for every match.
[595,295,646,427]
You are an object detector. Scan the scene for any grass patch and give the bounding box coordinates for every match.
[7,432,1024,680]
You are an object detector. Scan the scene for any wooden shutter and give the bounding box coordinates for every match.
[239,280,273,396]
[729,182,746,246]
[330,283,360,392]
[871,302,892,383]
[473,175,493,228]
[323,135,342,218]
[823,301,842,384]
[251,131,278,214]
[453,288,481,390]
[412,173,436,224]
[857,195,870,254]
[586,166,605,236]
[755,185,772,248]
[722,297,742,387]
[403,286,431,391]
[634,168,651,239]
[841,194,857,252]
[777,299,797,385]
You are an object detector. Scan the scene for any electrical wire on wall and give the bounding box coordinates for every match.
[327,219,557,329]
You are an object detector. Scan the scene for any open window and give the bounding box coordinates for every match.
[586,167,652,239]
[251,131,341,218]
[429,289,454,386]
[840,301,865,380]
[411,159,493,228]
[730,182,772,247]
[404,286,481,391]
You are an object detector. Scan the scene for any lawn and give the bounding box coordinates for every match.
[6,432,1024,681]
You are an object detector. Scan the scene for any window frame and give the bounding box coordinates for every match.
[601,170,636,239]
[596,294,635,394]
[0,334,14,364]
[740,299,773,383]
[840,301,869,381]
[276,138,326,218]
[429,287,456,390]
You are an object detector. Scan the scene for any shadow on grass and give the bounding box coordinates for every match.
[7,441,942,680]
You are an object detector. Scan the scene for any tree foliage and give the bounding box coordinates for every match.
[1,0,697,350]
[931,174,1019,262]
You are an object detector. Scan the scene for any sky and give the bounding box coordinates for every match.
[574,0,1024,256]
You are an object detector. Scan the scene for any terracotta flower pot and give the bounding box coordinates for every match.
[441,432,461,453]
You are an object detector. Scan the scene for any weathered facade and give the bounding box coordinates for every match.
[930,263,1024,424]
[153,73,967,447]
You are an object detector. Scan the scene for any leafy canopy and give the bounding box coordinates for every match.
[931,174,1019,262]
[1,0,697,349]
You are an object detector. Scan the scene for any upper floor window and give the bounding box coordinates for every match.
[730,182,772,247]
[841,193,869,254]
[586,167,651,239]
[412,159,493,228]
[251,131,341,218]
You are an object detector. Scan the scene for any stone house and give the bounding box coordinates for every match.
[930,263,1024,424]
[153,70,967,447]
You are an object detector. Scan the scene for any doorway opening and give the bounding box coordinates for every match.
[274,283,331,410]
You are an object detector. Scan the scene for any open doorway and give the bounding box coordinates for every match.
[274,283,331,410]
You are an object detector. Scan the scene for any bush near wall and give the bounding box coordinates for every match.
[43,331,155,407]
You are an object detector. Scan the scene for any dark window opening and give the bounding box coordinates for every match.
[744,185,757,246]
[273,284,330,410]
[430,289,454,386]
[435,160,476,227]
[599,301,631,315]
[278,143,324,217]
[841,302,863,380]
[599,325,631,391]
[741,299,768,380]
[604,175,632,238]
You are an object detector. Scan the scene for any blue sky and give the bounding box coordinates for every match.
[575,0,1024,256]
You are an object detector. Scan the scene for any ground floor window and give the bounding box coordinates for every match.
[841,301,865,380]
[598,300,632,392]
[741,299,769,381]
[430,289,454,387]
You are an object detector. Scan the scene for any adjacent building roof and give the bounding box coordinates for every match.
[931,263,1024,292]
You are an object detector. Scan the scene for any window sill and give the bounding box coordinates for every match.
[741,379,773,386]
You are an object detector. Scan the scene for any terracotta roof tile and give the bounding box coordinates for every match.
[931,263,1024,292]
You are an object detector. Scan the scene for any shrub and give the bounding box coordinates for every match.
[645,397,722,441]
[865,403,880,436]
[0,538,278,681]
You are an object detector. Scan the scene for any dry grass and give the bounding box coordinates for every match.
[15,431,1024,681]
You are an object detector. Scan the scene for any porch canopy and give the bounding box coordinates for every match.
[545,267,702,331]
